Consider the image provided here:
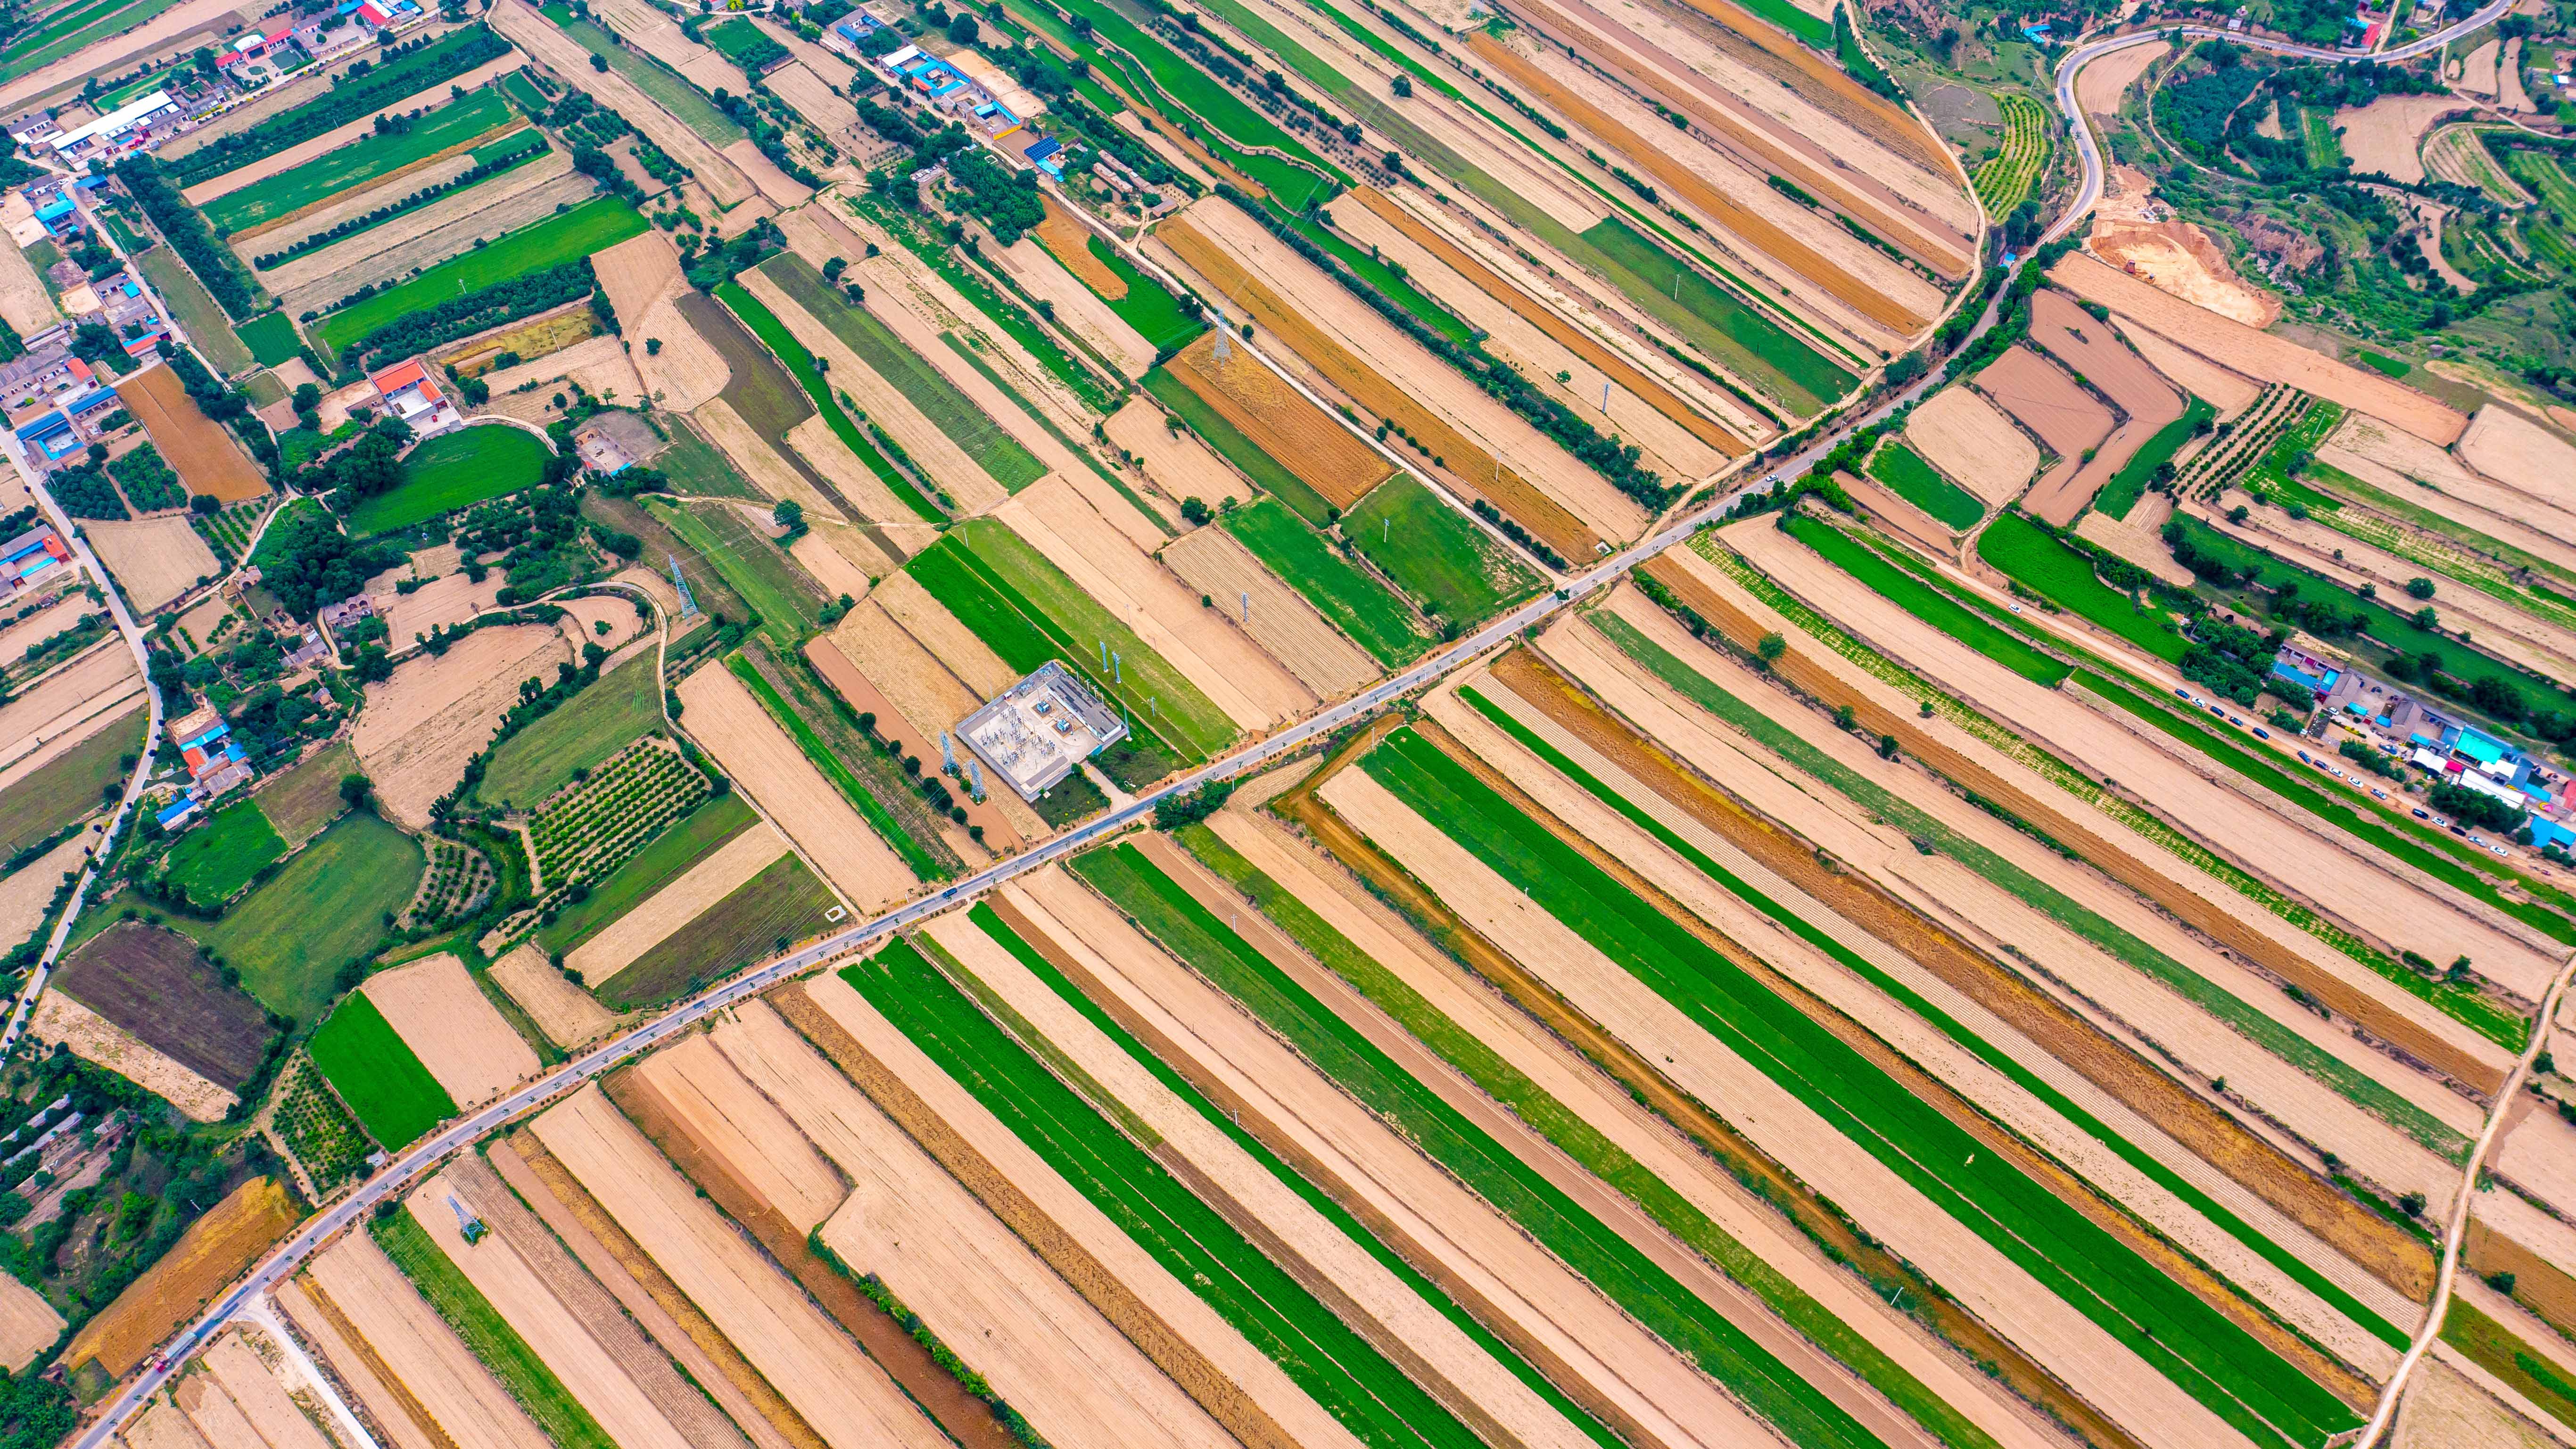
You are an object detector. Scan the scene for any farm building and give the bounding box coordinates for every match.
[0,525,70,601]
[369,359,458,434]
[42,92,181,163]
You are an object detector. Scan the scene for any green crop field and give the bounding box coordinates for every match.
[161,799,287,908]
[537,793,757,955]
[647,498,827,649]
[2092,395,2214,520]
[0,0,180,80]
[351,425,553,535]
[727,652,936,880]
[1578,217,1851,415]
[1222,497,1433,665]
[0,705,140,857]
[133,249,251,374]
[476,653,661,808]
[1344,477,1542,626]
[542,5,744,145]
[1084,236,1207,352]
[1075,843,1895,1449]
[1047,0,1343,190]
[316,198,646,352]
[1971,92,2051,218]
[714,278,940,520]
[372,1212,618,1449]
[702,16,785,71]
[842,936,1486,1449]
[1362,727,2362,1449]
[235,312,302,368]
[168,813,422,1026]
[601,852,834,1008]
[2300,105,2342,169]
[1787,515,2071,684]
[205,93,519,234]
[1976,512,2188,663]
[756,255,1044,495]
[1139,367,1333,522]
[1865,442,1983,529]
[652,425,762,497]
[308,992,456,1147]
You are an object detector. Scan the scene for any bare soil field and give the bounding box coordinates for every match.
[481,334,643,403]
[0,234,55,338]
[2457,404,2576,512]
[631,1034,846,1232]
[273,1274,450,1449]
[2050,253,2469,444]
[554,593,649,656]
[2331,95,2467,185]
[57,920,269,1088]
[0,590,95,667]
[870,571,1015,696]
[354,625,572,827]
[721,140,809,207]
[87,516,218,612]
[1162,333,1393,509]
[126,1396,215,1449]
[1973,345,2112,520]
[118,364,267,502]
[2078,40,2167,116]
[198,1329,338,1449]
[996,237,1153,378]
[998,476,1311,728]
[527,1084,950,1449]
[67,1177,297,1379]
[785,528,879,601]
[2321,411,2576,570]
[1101,397,1227,510]
[2026,290,2182,523]
[784,416,922,535]
[2112,316,2262,415]
[2083,165,2277,328]
[711,999,1245,1449]
[673,661,907,909]
[594,230,682,328]
[571,824,787,988]
[777,971,1370,1449]
[30,989,234,1120]
[1906,385,2039,505]
[489,2,754,206]
[0,822,98,945]
[0,643,140,787]
[277,161,591,319]
[1160,526,1373,697]
[2396,1358,2553,1448]
[361,953,539,1109]
[306,1233,553,1449]
[803,633,1034,846]
[492,941,614,1046]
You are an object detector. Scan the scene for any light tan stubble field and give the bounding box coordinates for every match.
[361,953,541,1110]
[674,662,908,910]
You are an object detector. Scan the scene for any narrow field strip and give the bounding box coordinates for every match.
[1360,727,2364,1449]
[726,652,938,880]
[371,1211,618,1449]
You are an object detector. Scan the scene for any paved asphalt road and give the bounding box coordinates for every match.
[66,8,2517,1439]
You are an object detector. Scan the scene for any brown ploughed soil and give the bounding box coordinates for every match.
[55,919,269,1089]
[117,365,266,502]
[2026,290,2182,523]
[1036,194,1124,296]
[1972,346,2113,523]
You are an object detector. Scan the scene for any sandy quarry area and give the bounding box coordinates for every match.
[2050,253,2467,445]
[674,662,907,909]
[784,970,1372,1449]
[572,824,788,987]
[2457,404,2576,511]
[2082,166,2277,329]
[1160,526,1374,698]
[32,993,235,1121]
[85,516,217,614]
[0,643,140,790]
[870,572,1016,697]
[361,953,540,1110]
[2332,95,2467,185]
[305,1233,553,1449]
[1315,763,2249,1449]
[996,476,1311,729]
[1973,346,2111,519]
[492,942,615,1047]
[2025,290,2181,523]
[2078,39,2167,116]
[354,626,570,827]
[529,1084,951,1449]
[704,1001,1239,1449]
[1905,386,2039,505]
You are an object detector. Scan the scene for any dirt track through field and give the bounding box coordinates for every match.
[1904,387,2036,506]
[1315,763,2256,1449]
[305,1234,551,1449]
[528,1084,949,1449]
[2026,291,2181,524]
[354,626,571,828]
[997,475,1312,729]
[2049,254,2467,445]
[1972,346,2112,523]
[1160,526,1374,698]
[363,953,540,1110]
[674,662,908,910]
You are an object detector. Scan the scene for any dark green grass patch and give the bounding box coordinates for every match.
[1865,443,1982,529]
[715,276,939,520]
[236,312,302,369]
[133,248,251,376]
[702,16,786,70]
[1785,514,2071,684]
[475,653,661,809]
[315,198,645,352]
[351,425,552,535]
[1139,366,1331,522]
[650,426,763,498]
[1222,497,1432,666]
[372,1211,617,1449]
[1362,728,2361,1449]
[600,851,834,1008]
[842,935,1484,1449]
[308,993,455,1147]
[0,704,140,856]
[1076,842,1895,1449]
[1343,477,1540,626]
[205,92,517,234]
[161,799,286,907]
[2351,350,2411,378]
[1976,512,2188,663]
[537,793,757,955]
[172,812,422,1025]
[2093,395,2215,521]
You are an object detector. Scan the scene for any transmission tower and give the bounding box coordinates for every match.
[669,554,701,619]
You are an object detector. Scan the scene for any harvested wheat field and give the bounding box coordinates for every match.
[998,476,1312,728]
[1973,346,2111,519]
[125,1397,215,1449]
[689,399,842,523]
[2078,40,2167,116]
[674,662,907,909]
[869,571,1016,697]
[594,230,681,324]
[305,1233,551,1449]
[807,623,1038,845]
[489,4,753,206]
[1161,333,1393,510]
[266,154,585,311]
[788,527,881,600]
[118,365,267,503]
[528,1084,950,1449]
[0,590,95,666]
[68,1177,297,1380]
[2025,291,2181,522]
[381,568,505,648]
[571,825,790,988]
[2395,1358,2554,1449]
[0,824,98,946]
[779,970,1371,1449]
[1102,398,1227,505]
[2321,411,2576,570]
[2332,95,2466,185]
[555,593,649,656]
[198,1328,338,1449]
[2112,317,2261,415]
[0,1260,57,1373]
[608,251,731,412]
[2077,510,2199,586]
[1905,386,2039,506]
[481,335,643,403]
[784,417,924,537]
[2458,405,2576,512]
[0,236,55,339]
[248,151,482,263]
[1160,526,1373,697]
[2050,253,2467,444]
[175,1345,290,1449]
[998,237,1154,379]
[492,942,615,1047]
[710,999,1234,1449]
[31,992,235,1121]
[0,643,140,786]
[360,953,540,1110]
[436,302,601,378]
[631,1033,846,1232]
[353,626,571,827]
